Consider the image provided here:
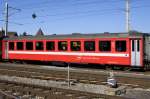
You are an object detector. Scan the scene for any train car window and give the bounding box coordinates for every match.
[26,42,33,50]
[46,41,55,51]
[137,40,140,52]
[36,41,43,50]
[132,40,134,51]
[58,41,68,51]
[115,41,126,52]
[99,41,111,51]
[84,41,95,51]
[9,42,14,50]
[17,42,23,50]
[71,41,81,51]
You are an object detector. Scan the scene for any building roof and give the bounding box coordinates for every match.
[36,28,44,36]
[0,30,18,38]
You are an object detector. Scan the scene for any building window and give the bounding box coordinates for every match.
[9,42,14,50]
[115,41,126,52]
[71,41,81,51]
[36,41,43,50]
[58,41,68,51]
[26,42,33,50]
[84,41,95,51]
[99,41,111,51]
[17,42,23,50]
[46,41,55,51]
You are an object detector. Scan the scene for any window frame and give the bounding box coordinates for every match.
[137,40,140,52]
[9,42,15,50]
[132,40,134,51]
[58,41,68,51]
[35,41,44,50]
[70,41,81,51]
[46,41,55,51]
[84,41,95,51]
[115,40,127,52]
[26,41,33,50]
[16,42,24,50]
[99,40,111,52]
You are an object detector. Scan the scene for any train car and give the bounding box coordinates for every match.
[1,32,150,70]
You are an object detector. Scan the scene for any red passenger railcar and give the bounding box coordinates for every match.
[2,32,150,70]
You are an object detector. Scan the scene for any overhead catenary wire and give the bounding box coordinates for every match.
[13,0,124,14]
[1,0,150,33]
[13,0,143,12]
[11,0,121,9]
[0,20,23,25]
[2,0,150,17]
[3,1,150,21]
[8,0,150,21]
[21,11,123,25]
[10,3,150,22]
[13,7,123,21]
[5,0,124,21]
[6,0,150,26]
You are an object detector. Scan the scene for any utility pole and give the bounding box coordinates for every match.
[5,2,8,36]
[4,2,9,59]
[126,0,130,33]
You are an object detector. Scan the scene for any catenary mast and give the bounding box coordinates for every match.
[126,0,130,33]
[4,2,8,36]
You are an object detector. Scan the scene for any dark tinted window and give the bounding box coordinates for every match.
[58,41,68,51]
[84,41,95,51]
[46,41,55,51]
[26,42,33,50]
[115,41,126,52]
[132,40,134,51]
[99,41,111,51]
[36,42,43,50]
[137,40,140,52]
[71,41,81,51]
[9,42,14,50]
[17,42,23,50]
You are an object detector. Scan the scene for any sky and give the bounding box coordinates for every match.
[0,0,150,35]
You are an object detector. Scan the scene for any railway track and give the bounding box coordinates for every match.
[0,64,132,99]
[0,63,149,99]
[0,63,150,89]
[0,80,121,99]
[0,67,147,88]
